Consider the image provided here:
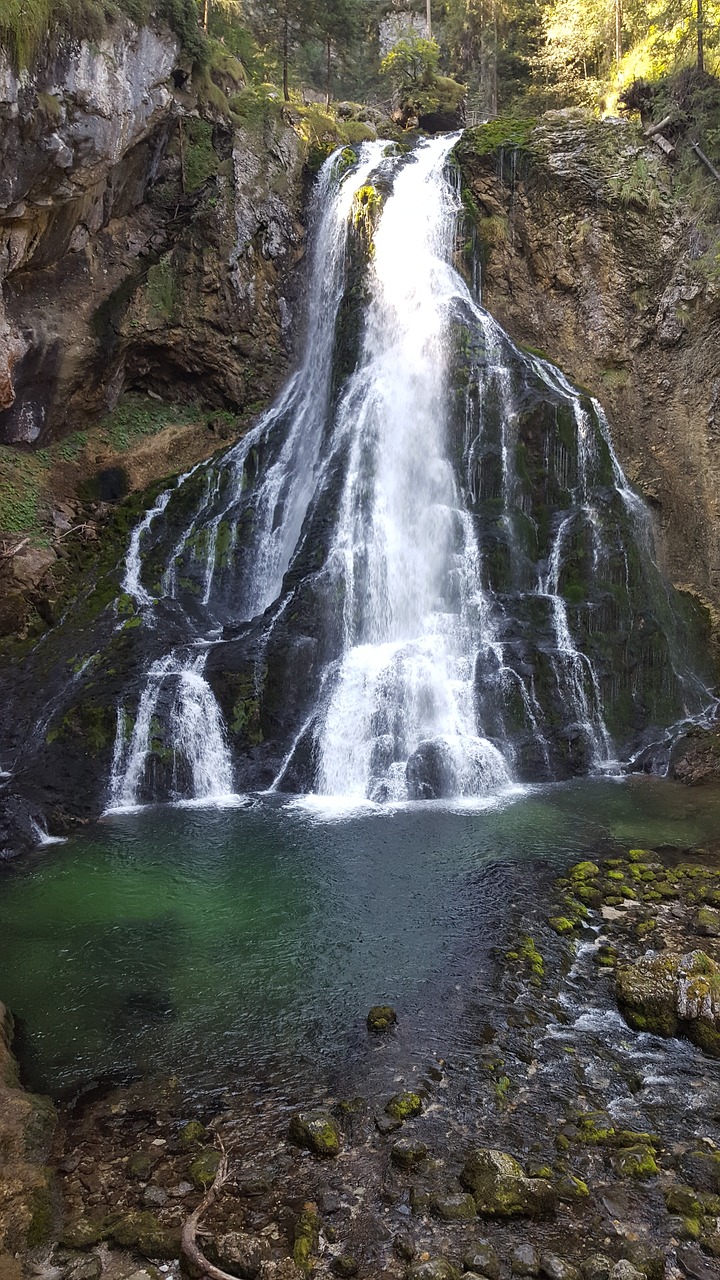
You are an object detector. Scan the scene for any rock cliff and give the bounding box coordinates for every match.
[0,18,307,446]
[455,112,720,622]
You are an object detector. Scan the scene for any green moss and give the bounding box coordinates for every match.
[613,1144,659,1179]
[178,1120,206,1147]
[188,1148,221,1188]
[183,118,218,193]
[570,860,600,879]
[293,1206,320,1273]
[549,915,576,935]
[455,115,537,160]
[508,934,544,984]
[26,1172,55,1248]
[386,1091,423,1121]
[145,257,177,321]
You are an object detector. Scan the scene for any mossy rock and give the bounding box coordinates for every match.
[461,1148,557,1218]
[385,1091,423,1121]
[612,1144,659,1179]
[615,953,679,1037]
[293,1205,320,1273]
[696,906,720,936]
[390,1138,428,1169]
[555,1174,589,1201]
[127,1150,159,1179]
[569,860,600,880]
[59,1217,110,1249]
[462,1245,500,1279]
[367,1004,397,1032]
[409,1260,462,1280]
[288,1110,341,1157]
[549,916,576,936]
[178,1119,207,1147]
[188,1148,221,1188]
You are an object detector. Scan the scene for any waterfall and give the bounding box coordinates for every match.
[107,135,714,809]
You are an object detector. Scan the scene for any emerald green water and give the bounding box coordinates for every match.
[2,778,720,1101]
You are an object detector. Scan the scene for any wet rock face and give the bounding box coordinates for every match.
[454,114,720,621]
[0,1002,57,1261]
[0,21,306,446]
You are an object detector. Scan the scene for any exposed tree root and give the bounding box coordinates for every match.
[181,1141,239,1280]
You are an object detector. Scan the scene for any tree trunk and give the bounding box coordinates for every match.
[203,0,209,34]
[615,0,622,63]
[426,0,432,40]
[325,34,332,107]
[698,0,704,72]
[283,11,290,102]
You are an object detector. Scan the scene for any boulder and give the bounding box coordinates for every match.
[616,950,720,1055]
[461,1148,557,1218]
[288,1110,341,1157]
[366,1004,397,1032]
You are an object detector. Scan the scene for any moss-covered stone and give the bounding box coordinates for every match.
[390,1138,428,1170]
[461,1148,557,1218]
[385,1091,423,1121]
[188,1148,221,1188]
[367,1004,397,1032]
[615,953,679,1036]
[612,1144,659,1179]
[178,1119,207,1147]
[409,1260,462,1280]
[288,1110,341,1157]
[549,916,576,935]
[293,1205,320,1273]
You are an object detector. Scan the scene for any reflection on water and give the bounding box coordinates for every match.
[2,776,720,1100]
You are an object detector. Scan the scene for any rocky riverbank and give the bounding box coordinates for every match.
[3,838,720,1280]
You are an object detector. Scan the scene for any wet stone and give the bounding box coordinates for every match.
[431,1191,476,1221]
[511,1244,541,1275]
[409,1260,462,1280]
[463,1243,500,1278]
[610,1265,644,1280]
[61,1254,102,1280]
[540,1257,581,1280]
[580,1257,613,1280]
[215,1232,273,1278]
[385,1091,423,1121]
[394,1232,416,1261]
[330,1257,358,1278]
[461,1148,557,1218]
[391,1138,428,1169]
[142,1185,167,1207]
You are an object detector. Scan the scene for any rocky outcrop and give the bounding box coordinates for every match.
[616,948,720,1055]
[0,1002,57,1269]
[0,20,307,446]
[455,112,720,620]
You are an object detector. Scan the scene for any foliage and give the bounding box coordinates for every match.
[381,33,440,89]
[0,0,206,69]
[182,117,219,190]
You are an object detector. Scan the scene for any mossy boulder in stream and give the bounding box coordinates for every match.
[288,1109,341,1156]
[460,1148,558,1217]
[616,949,720,1055]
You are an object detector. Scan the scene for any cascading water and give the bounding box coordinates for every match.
[107,134,714,809]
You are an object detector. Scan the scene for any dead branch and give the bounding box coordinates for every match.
[644,114,674,138]
[0,536,30,563]
[181,1142,240,1280]
[689,139,720,185]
